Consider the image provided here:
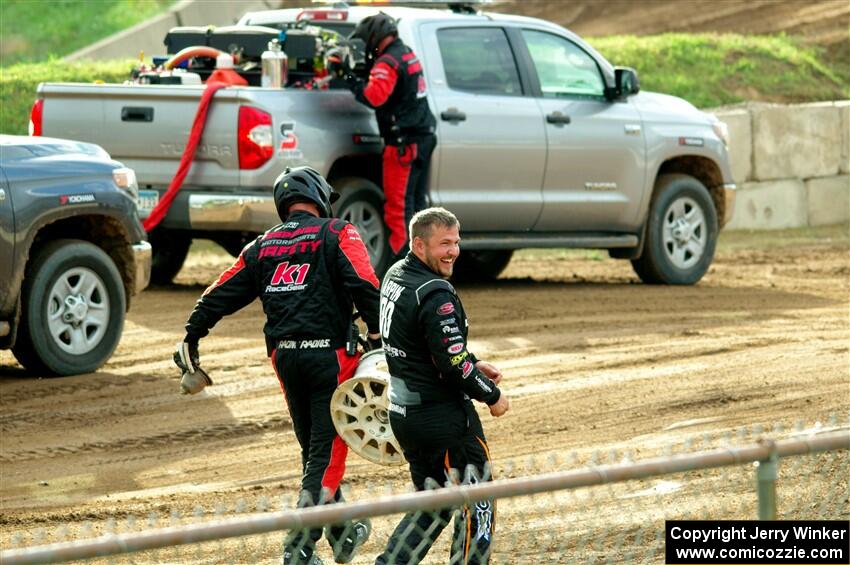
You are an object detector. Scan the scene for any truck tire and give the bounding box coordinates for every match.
[148,228,191,285]
[12,239,126,376]
[333,177,391,275]
[452,250,514,282]
[631,174,718,285]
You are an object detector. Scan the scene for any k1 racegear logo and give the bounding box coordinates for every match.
[437,302,455,315]
[461,360,474,378]
[265,261,310,293]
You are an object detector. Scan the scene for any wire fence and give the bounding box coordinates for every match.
[2,415,848,565]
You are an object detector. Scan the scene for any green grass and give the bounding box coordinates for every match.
[0,0,174,67]
[0,58,136,134]
[592,33,848,108]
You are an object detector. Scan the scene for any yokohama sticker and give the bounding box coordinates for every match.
[437,302,455,315]
[447,343,464,354]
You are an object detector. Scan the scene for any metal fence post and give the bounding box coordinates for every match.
[756,440,779,520]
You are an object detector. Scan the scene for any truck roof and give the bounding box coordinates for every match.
[238,5,561,33]
[241,6,479,27]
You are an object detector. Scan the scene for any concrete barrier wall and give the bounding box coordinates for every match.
[65,0,276,62]
[712,101,849,230]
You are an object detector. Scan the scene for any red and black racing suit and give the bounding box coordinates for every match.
[184,210,380,561]
[375,254,501,565]
[350,38,437,256]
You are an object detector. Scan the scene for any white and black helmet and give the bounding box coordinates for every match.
[273,166,339,221]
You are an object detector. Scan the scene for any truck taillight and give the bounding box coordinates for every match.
[297,9,348,21]
[29,99,43,136]
[238,106,273,170]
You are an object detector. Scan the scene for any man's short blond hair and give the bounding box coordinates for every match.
[409,207,459,245]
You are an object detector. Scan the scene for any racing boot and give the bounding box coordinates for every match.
[282,547,324,565]
[328,519,371,564]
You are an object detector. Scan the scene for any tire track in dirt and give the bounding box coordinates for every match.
[0,415,291,463]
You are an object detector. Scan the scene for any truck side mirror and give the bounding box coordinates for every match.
[615,67,640,97]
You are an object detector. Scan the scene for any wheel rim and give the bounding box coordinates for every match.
[46,267,110,355]
[340,200,384,265]
[661,195,706,269]
[331,372,405,466]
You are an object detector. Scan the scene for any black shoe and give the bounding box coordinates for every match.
[330,519,371,564]
[283,547,324,565]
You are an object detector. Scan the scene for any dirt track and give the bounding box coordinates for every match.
[1,226,848,562]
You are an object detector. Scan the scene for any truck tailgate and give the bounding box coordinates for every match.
[38,83,248,189]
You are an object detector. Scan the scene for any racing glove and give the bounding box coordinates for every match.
[326,48,349,78]
[174,336,212,395]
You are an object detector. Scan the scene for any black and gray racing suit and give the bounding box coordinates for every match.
[184,210,380,561]
[375,253,501,565]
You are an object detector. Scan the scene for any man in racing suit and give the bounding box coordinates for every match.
[374,207,510,564]
[346,12,437,261]
[174,167,381,565]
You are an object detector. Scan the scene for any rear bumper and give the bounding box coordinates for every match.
[721,183,737,227]
[153,191,277,232]
[188,193,277,231]
[132,241,152,294]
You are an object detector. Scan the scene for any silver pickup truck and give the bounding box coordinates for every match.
[34,2,736,285]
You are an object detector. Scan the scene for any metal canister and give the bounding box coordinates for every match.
[261,38,288,88]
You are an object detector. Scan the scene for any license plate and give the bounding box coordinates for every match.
[137,190,159,215]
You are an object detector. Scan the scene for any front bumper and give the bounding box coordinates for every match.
[721,183,737,227]
[132,241,152,294]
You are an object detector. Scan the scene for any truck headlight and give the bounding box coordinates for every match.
[712,120,729,148]
[113,167,139,199]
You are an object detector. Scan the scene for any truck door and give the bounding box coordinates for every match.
[419,23,546,231]
[520,29,646,232]
[0,167,14,304]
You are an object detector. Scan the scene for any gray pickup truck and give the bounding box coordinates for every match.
[33,2,735,285]
[0,135,151,375]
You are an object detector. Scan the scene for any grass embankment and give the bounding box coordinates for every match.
[0,59,136,135]
[1,33,847,134]
[0,0,174,66]
[592,33,848,109]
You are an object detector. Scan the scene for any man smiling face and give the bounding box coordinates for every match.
[414,223,460,279]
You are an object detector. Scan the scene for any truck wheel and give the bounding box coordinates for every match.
[452,250,514,282]
[333,177,391,274]
[148,228,191,285]
[631,174,718,285]
[12,240,126,376]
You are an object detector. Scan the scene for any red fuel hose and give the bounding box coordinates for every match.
[142,58,248,232]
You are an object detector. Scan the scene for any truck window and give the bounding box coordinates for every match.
[436,27,522,96]
[521,29,604,98]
